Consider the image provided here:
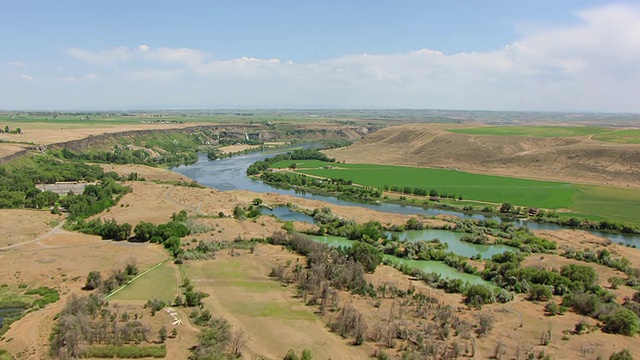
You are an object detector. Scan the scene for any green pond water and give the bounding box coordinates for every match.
[308,234,488,285]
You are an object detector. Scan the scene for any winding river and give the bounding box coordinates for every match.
[172,151,640,247]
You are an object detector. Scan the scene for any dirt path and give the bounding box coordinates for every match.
[0,220,66,251]
[164,187,207,216]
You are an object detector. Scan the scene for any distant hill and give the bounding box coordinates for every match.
[325,123,640,188]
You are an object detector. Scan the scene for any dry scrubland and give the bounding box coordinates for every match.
[0,210,166,359]
[1,121,640,359]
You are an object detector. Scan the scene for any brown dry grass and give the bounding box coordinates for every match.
[325,123,640,188]
[218,144,260,154]
[0,122,194,147]
[0,209,61,248]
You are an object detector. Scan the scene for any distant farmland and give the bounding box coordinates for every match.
[447,125,610,137]
[448,125,640,144]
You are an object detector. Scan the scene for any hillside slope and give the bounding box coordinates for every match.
[325,123,640,188]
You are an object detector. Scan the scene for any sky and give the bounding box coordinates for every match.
[1,0,639,112]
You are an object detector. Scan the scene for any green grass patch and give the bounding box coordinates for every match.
[297,163,578,209]
[226,301,316,320]
[110,263,177,303]
[271,159,335,169]
[591,129,640,144]
[0,349,14,360]
[24,286,59,308]
[448,126,610,137]
[80,345,166,358]
[184,260,317,320]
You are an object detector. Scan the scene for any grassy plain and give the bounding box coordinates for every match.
[109,262,178,303]
[447,125,610,137]
[591,129,640,144]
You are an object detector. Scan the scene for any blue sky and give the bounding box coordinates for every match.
[1,1,639,112]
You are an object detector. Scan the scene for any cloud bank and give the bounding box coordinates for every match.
[8,4,640,111]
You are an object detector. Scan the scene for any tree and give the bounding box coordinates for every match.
[528,284,553,301]
[134,222,156,242]
[252,198,263,206]
[500,203,514,213]
[347,241,383,273]
[84,271,102,290]
[170,328,178,338]
[602,308,639,336]
[158,326,167,343]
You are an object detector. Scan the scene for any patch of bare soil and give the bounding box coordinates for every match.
[0,209,61,248]
[325,123,640,188]
[219,144,260,154]
[100,163,193,183]
[0,143,29,159]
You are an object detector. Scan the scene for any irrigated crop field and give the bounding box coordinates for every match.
[448,125,640,143]
[448,125,609,138]
[592,129,640,144]
[109,261,178,303]
[278,161,640,223]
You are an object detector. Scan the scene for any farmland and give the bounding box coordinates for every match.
[592,129,640,144]
[275,161,640,223]
[109,261,178,303]
[447,125,611,138]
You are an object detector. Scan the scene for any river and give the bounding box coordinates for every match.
[172,151,640,247]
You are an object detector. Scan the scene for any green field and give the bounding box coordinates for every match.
[591,129,640,144]
[280,161,640,224]
[110,262,178,303]
[294,162,578,208]
[448,125,610,138]
[184,260,316,320]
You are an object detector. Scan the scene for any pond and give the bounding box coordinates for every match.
[307,235,488,285]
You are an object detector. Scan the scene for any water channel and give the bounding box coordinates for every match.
[172,151,640,247]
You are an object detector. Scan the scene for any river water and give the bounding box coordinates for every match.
[172,151,640,247]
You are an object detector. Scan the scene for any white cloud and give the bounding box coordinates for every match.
[20,74,34,82]
[9,62,26,67]
[128,69,184,81]
[53,3,640,111]
[64,73,100,82]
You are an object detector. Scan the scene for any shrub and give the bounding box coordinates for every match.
[609,349,634,360]
[601,308,639,336]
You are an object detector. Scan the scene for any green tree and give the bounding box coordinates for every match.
[500,202,513,213]
[528,284,553,301]
[158,326,167,343]
[134,222,156,242]
[347,241,383,273]
[84,271,102,290]
[609,349,634,360]
[602,308,639,336]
